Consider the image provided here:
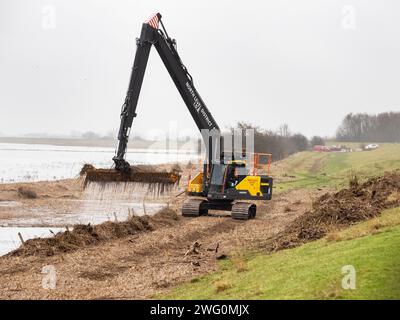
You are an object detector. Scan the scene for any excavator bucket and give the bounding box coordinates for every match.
[81,164,181,194]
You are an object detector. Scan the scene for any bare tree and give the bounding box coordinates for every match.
[336,112,400,142]
[310,136,325,147]
[232,123,310,161]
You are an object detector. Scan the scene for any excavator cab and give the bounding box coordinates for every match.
[208,161,245,196]
[183,156,273,220]
[208,163,227,194]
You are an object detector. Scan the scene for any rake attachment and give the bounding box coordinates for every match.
[81,164,181,194]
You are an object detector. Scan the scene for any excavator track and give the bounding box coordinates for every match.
[182,199,208,217]
[231,202,257,220]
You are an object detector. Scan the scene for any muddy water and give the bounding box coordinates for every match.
[0,143,183,254]
[1,201,166,227]
[77,181,175,222]
[0,227,66,256]
[1,199,169,227]
[0,182,177,227]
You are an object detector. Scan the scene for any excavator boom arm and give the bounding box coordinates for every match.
[113,13,219,171]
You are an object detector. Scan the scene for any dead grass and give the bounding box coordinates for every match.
[17,187,37,199]
[214,280,232,293]
[232,256,248,273]
[325,230,341,242]
[8,208,179,257]
[326,207,400,242]
[262,171,400,252]
[386,191,400,203]
[0,179,83,205]
[283,206,292,213]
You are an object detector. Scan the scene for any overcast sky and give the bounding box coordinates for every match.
[0,0,399,139]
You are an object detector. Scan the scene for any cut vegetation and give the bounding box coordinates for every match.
[262,171,400,252]
[8,208,179,257]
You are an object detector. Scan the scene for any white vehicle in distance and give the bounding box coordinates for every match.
[364,144,379,151]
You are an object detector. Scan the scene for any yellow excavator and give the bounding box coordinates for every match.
[85,13,273,220]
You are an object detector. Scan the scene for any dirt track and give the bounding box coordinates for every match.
[0,187,319,299]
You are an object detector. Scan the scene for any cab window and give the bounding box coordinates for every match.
[210,164,226,186]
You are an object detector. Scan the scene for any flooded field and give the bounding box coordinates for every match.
[0,143,198,183]
[0,180,175,255]
[0,199,167,227]
[0,142,192,255]
[0,188,170,256]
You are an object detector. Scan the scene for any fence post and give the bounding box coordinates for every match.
[18,232,25,245]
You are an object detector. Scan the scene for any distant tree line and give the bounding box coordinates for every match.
[336,112,400,142]
[233,122,325,161]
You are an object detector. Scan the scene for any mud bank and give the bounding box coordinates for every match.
[9,208,179,257]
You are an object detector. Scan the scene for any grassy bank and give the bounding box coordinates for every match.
[273,143,400,192]
[162,207,400,300]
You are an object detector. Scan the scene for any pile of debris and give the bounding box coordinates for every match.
[264,171,400,252]
[8,208,179,257]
